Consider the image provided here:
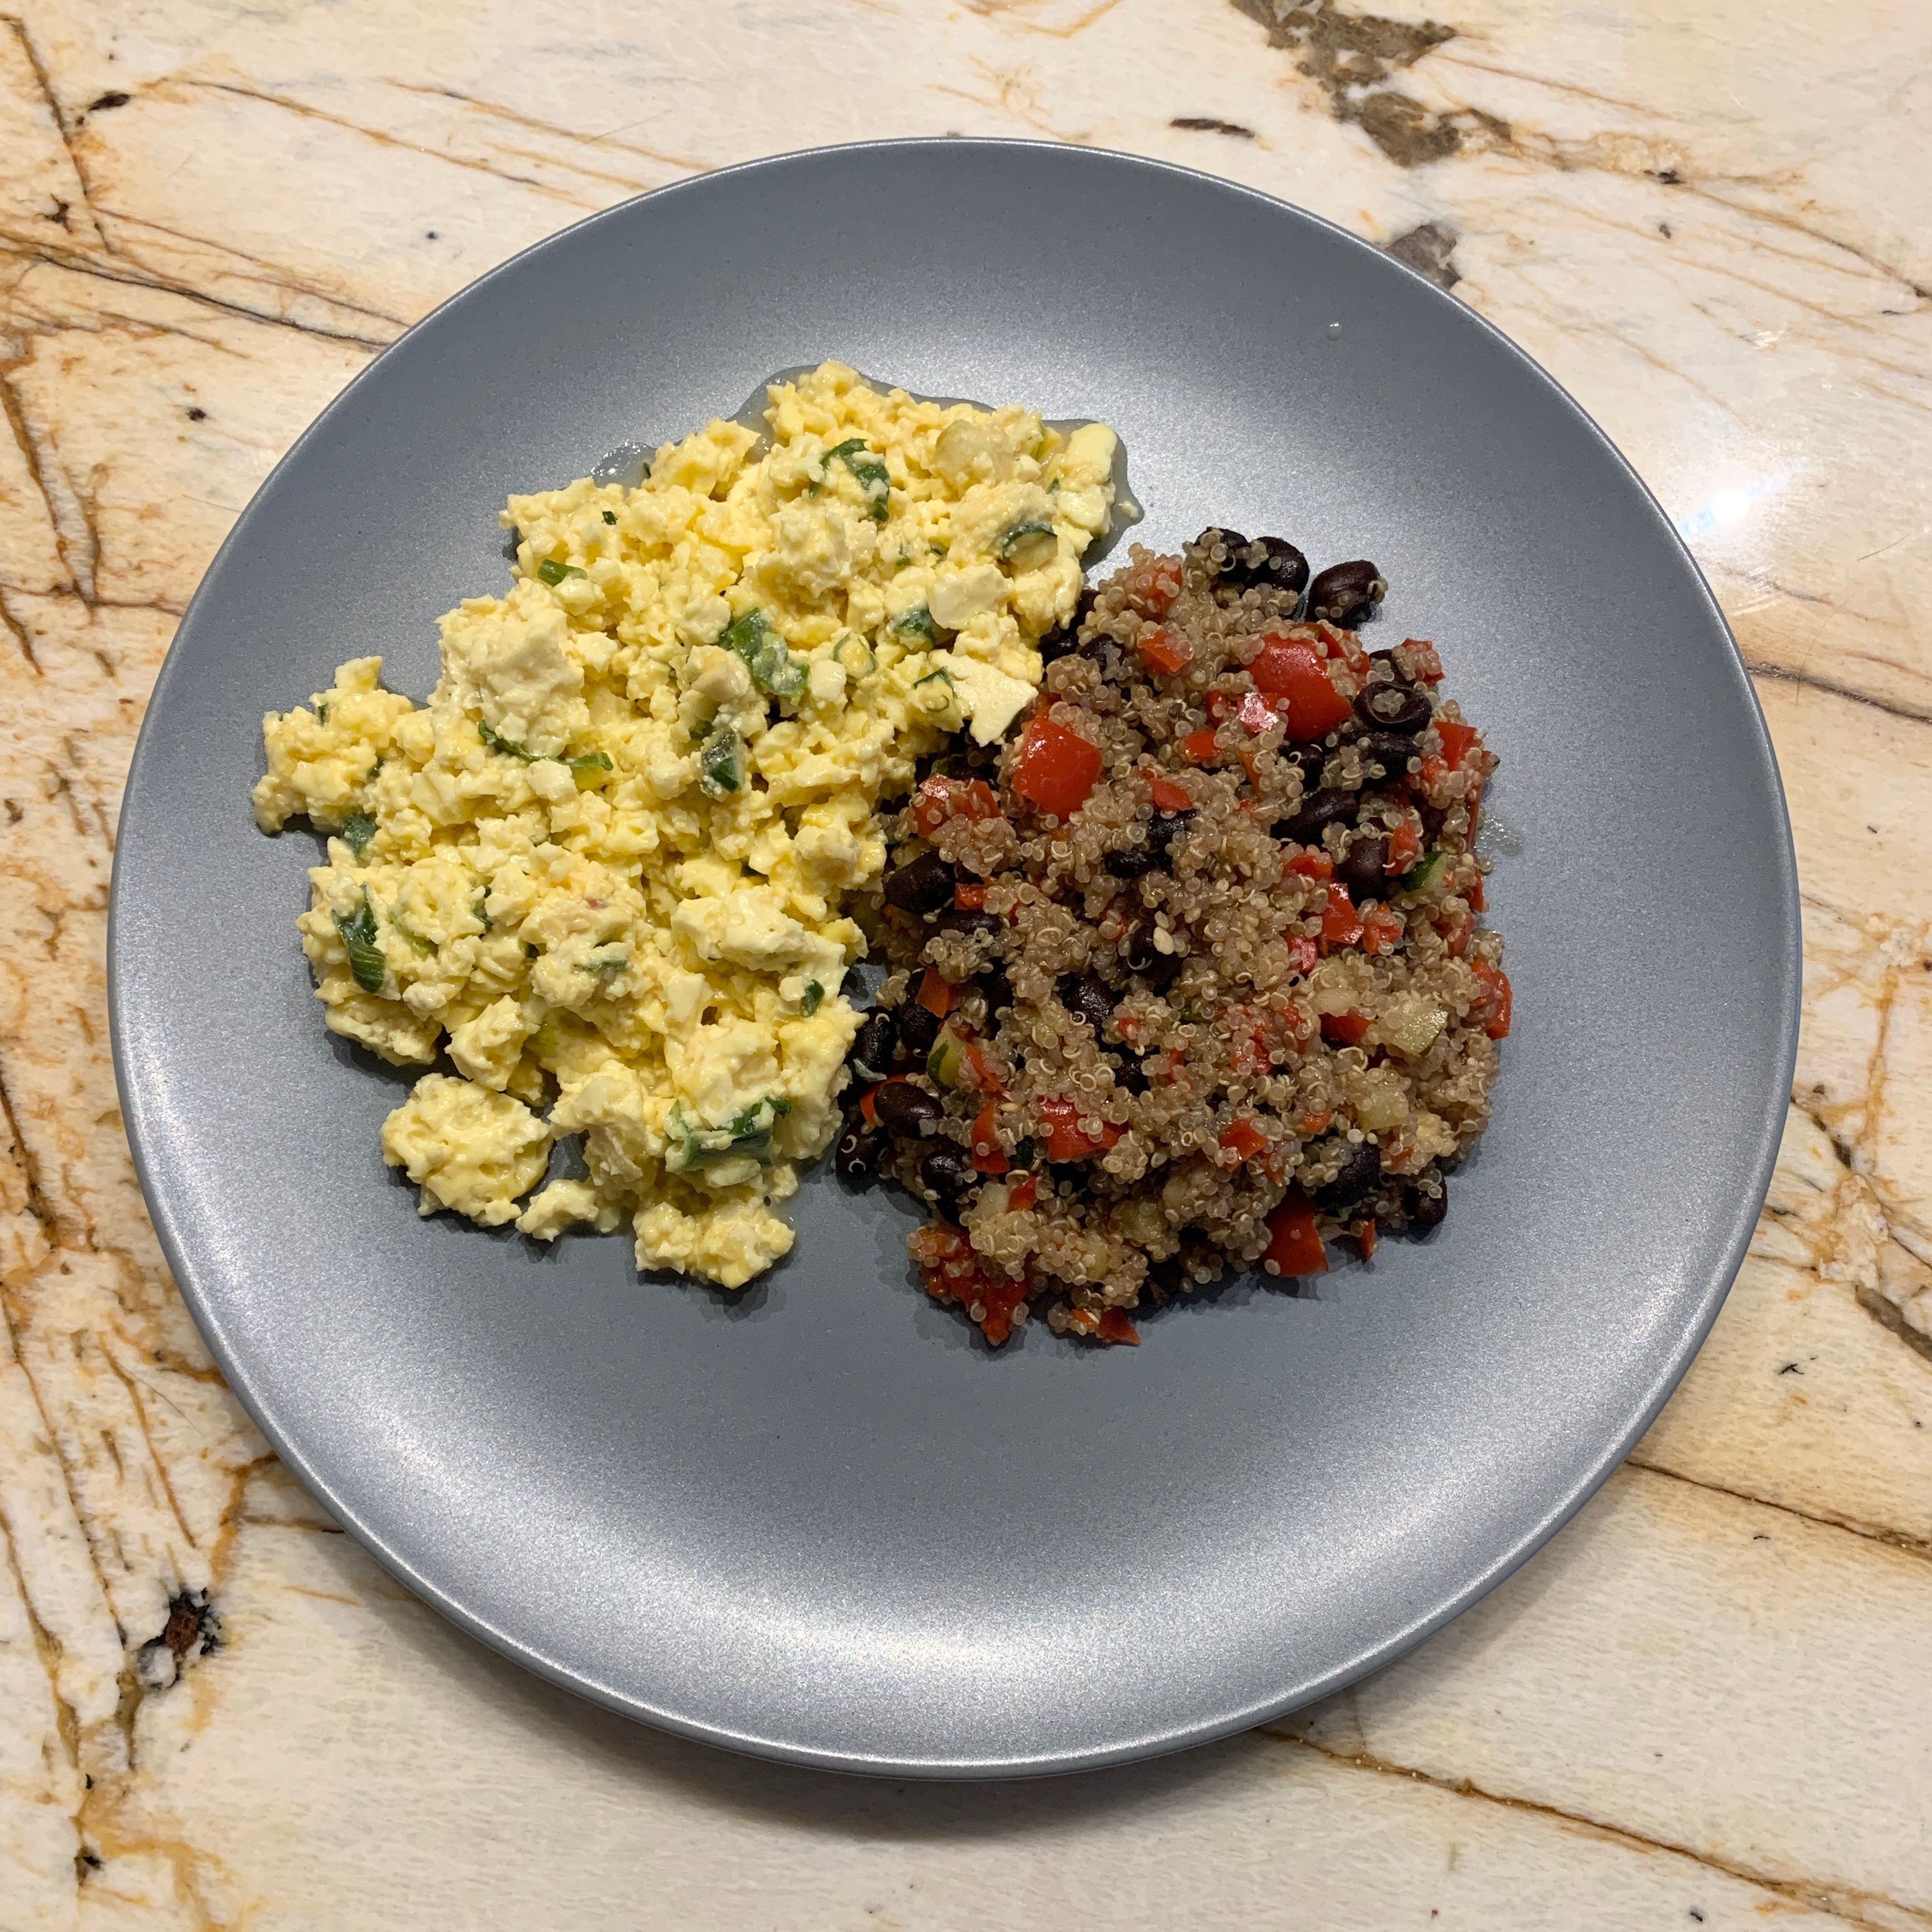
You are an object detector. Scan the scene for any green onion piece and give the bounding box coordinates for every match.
[535,557,588,586]
[332,890,386,993]
[581,948,627,975]
[801,980,824,1016]
[719,609,806,699]
[567,751,613,790]
[478,720,538,762]
[891,606,940,645]
[339,811,377,861]
[473,895,493,933]
[997,521,1057,568]
[601,509,617,525]
[315,701,330,725]
[825,437,890,521]
[698,724,746,801]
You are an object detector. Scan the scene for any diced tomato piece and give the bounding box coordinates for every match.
[1096,1308,1141,1346]
[1181,728,1223,765]
[917,967,956,1018]
[910,1222,1029,1346]
[1436,717,1480,769]
[1351,1218,1378,1260]
[1320,1009,1369,1046]
[1402,639,1445,682]
[1036,1097,1124,1162]
[1137,627,1193,676]
[1263,1192,1330,1277]
[1441,905,1475,957]
[913,775,1000,836]
[1418,754,1449,792]
[1131,555,1184,617]
[1319,882,1365,951]
[1384,819,1423,874]
[960,1039,1007,1095]
[970,1100,1007,1174]
[1300,1107,1333,1137]
[1287,933,1319,975]
[1006,1171,1038,1211]
[953,882,987,912]
[1011,716,1103,819]
[1472,962,1512,1039]
[1325,624,1370,675]
[1361,904,1406,956]
[1238,690,1279,735]
[1287,849,1334,881]
[1145,770,1192,813]
[1468,871,1486,914]
[1220,1119,1269,1163]
[1248,634,1354,740]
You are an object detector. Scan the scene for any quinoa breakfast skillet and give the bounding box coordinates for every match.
[109,142,1797,1774]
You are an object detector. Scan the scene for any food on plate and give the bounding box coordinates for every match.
[252,362,1118,1285]
[839,527,1506,1346]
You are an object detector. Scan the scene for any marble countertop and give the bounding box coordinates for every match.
[3,0,1929,1924]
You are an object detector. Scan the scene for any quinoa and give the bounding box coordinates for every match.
[838,530,1509,1347]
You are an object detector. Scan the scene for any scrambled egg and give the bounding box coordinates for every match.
[254,362,1117,1287]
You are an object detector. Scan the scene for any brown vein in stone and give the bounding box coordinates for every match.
[1,14,99,226]
[383,79,704,175]
[95,206,408,334]
[0,1055,57,1247]
[0,229,394,349]
[0,356,83,600]
[182,77,595,206]
[958,0,1128,38]
[1680,181,1932,305]
[1623,1455,1932,1567]
[1424,49,1675,118]
[0,1470,80,1775]
[1746,659,1932,728]
[96,1347,199,1554]
[1261,1732,1930,1929]
[1857,1284,1932,1368]
[0,580,38,671]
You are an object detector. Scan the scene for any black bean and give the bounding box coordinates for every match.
[978,969,1014,1016]
[1282,787,1358,845]
[1122,919,1181,981]
[1103,839,1161,879]
[1147,808,1193,855]
[1337,833,1386,896]
[1354,682,1430,733]
[1356,732,1420,785]
[1308,560,1386,627]
[834,1116,882,1183]
[1312,1138,1382,1211]
[848,1011,897,1082]
[1060,973,1114,1035]
[1407,1172,1448,1229]
[882,849,957,914]
[1138,951,1183,992]
[896,1001,940,1055]
[932,908,1003,942]
[874,1082,943,1138]
[1219,533,1310,599]
[1110,1050,1149,1095]
[1038,586,1096,664]
[921,1142,975,1203]
[1195,525,1249,565]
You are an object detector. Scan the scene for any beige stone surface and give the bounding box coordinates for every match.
[2,0,1929,1925]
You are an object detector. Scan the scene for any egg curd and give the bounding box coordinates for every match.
[252,362,1117,1287]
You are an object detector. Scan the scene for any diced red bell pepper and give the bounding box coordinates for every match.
[1248,634,1354,741]
[1036,1097,1124,1162]
[1181,728,1223,765]
[1006,1171,1038,1211]
[1263,1192,1330,1277]
[1238,690,1279,735]
[1011,716,1103,819]
[1468,871,1486,914]
[917,967,956,1018]
[953,882,987,912]
[970,1100,1007,1174]
[1137,627,1193,676]
[1220,1119,1269,1163]
[1130,555,1183,617]
[1472,962,1512,1039]
[1096,1308,1140,1346]
[909,1222,1029,1346]
[1384,820,1423,874]
[914,775,1000,836]
[1320,1009,1369,1046]
[1440,905,1475,957]
[1402,639,1445,682]
[960,1039,1007,1095]
[1351,1218,1378,1261]
[1287,849,1334,881]
[1361,903,1406,956]
[1287,933,1319,975]
[1319,882,1365,951]
[1145,770,1192,813]
[1436,717,1480,770]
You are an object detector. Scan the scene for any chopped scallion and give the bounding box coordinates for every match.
[332,890,386,993]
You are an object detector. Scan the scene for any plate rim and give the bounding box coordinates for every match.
[107,135,1802,1779]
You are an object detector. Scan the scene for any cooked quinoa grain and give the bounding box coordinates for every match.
[842,528,1509,1347]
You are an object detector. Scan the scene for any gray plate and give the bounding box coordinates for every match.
[109,141,1798,1777]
